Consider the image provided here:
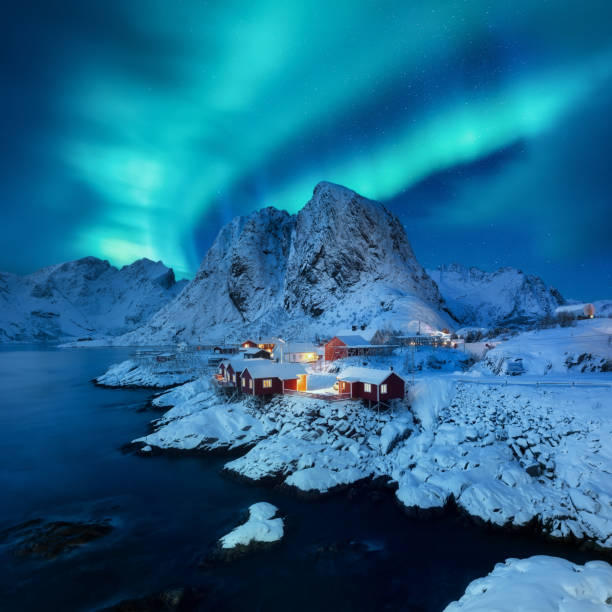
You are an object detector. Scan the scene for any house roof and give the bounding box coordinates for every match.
[222,357,267,371]
[242,362,307,380]
[337,366,404,385]
[243,348,267,355]
[332,335,371,347]
[256,337,278,344]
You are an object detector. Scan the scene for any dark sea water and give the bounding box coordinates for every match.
[0,347,603,611]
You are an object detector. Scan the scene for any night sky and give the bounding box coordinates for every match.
[1,2,611,299]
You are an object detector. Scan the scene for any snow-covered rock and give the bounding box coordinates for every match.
[428,263,564,327]
[219,502,284,549]
[0,257,186,343]
[151,377,214,408]
[95,358,197,389]
[119,182,450,344]
[134,393,268,451]
[131,370,612,550]
[444,556,612,611]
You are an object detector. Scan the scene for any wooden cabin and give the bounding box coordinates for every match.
[239,362,307,396]
[273,342,321,363]
[256,337,277,353]
[324,335,372,361]
[241,340,258,349]
[243,348,271,360]
[213,345,239,354]
[219,358,249,386]
[336,366,405,402]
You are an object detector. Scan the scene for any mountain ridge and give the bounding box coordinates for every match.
[119,181,450,344]
[0,256,187,342]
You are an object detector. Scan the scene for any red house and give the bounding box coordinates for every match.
[241,340,258,349]
[324,335,371,361]
[218,358,261,386]
[239,362,307,396]
[336,367,405,402]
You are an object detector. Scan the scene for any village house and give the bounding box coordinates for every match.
[324,335,391,361]
[217,357,260,387]
[336,366,405,403]
[243,348,271,360]
[240,340,258,349]
[273,342,321,363]
[239,362,308,396]
[240,337,277,354]
[213,345,239,355]
[255,337,277,353]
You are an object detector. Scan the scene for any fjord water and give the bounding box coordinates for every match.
[0,348,600,611]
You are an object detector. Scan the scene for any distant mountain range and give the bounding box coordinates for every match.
[0,182,569,344]
[427,263,564,328]
[0,257,186,342]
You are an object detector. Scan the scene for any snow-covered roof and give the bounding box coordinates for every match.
[285,342,318,354]
[242,362,307,380]
[244,348,267,355]
[337,366,403,385]
[222,357,267,371]
[333,335,371,347]
[256,337,278,344]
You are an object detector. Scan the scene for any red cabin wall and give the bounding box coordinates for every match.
[253,377,282,395]
[325,337,348,361]
[283,378,297,391]
[339,373,405,401]
[382,373,405,399]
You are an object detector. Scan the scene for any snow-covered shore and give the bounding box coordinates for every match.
[94,359,198,388]
[130,371,612,551]
[444,556,612,611]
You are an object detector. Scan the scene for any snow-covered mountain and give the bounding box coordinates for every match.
[427,263,564,327]
[120,182,450,344]
[0,257,187,342]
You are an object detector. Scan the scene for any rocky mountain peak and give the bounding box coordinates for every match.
[121,182,449,344]
[283,181,442,319]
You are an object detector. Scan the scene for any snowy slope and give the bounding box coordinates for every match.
[0,257,187,342]
[477,317,612,376]
[119,208,294,344]
[121,182,450,345]
[428,263,564,327]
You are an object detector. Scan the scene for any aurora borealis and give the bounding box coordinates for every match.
[1,1,611,298]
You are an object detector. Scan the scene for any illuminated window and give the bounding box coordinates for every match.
[380,384,388,394]
[249,379,253,389]
[263,379,272,388]
[232,374,236,382]
[364,383,371,393]
[242,378,247,387]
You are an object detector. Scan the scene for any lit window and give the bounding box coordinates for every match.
[381,384,388,394]
[364,383,371,393]
[249,379,253,389]
[242,378,246,386]
[263,379,272,388]
[232,374,236,382]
